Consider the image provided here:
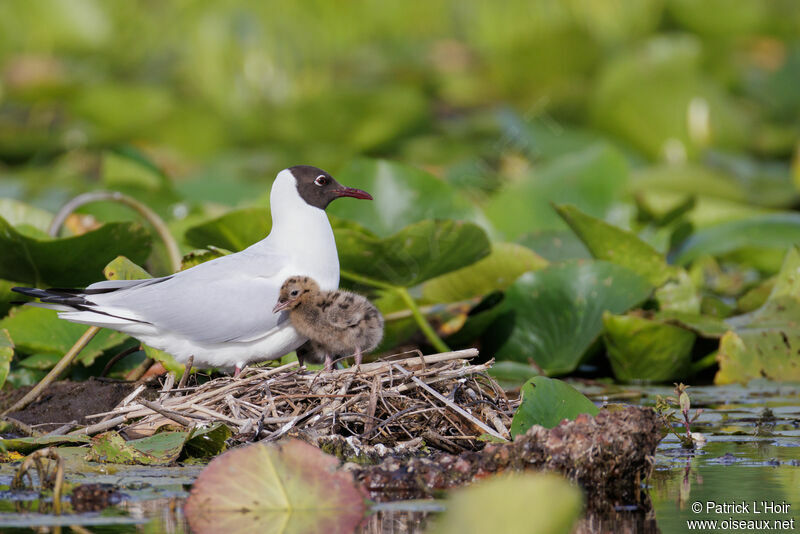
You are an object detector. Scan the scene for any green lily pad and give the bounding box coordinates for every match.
[715,246,800,383]
[0,329,12,389]
[517,229,591,262]
[487,361,541,391]
[182,423,232,460]
[652,310,729,338]
[555,203,676,286]
[494,261,652,375]
[0,307,128,366]
[670,213,800,266]
[184,439,368,534]
[328,158,485,237]
[602,312,696,382]
[0,435,91,455]
[430,473,582,534]
[17,352,61,370]
[86,431,189,465]
[181,247,231,270]
[510,377,599,436]
[103,255,152,281]
[422,243,547,303]
[653,269,701,313]
[0,215,152,287]
[0,198,53,233]
[338,219,491,288]
[736,277,775,313]
[184,207,271,252]
[485,144,629,239]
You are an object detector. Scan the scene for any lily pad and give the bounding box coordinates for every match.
[715,247,800,383]
[555,203,676,286]
[182,423,232,460]
[0,307,128,366]
[510,377,599,436]
[430,473,582,534]
[602,312,696,382]
[184,439,368,534]
[184,207,271,251]
[86,431,189,465]
[0,329,13,389]
[337,220,491,288]
[652,310,729,338]
[328,158,485,237]
[517,229,591,262]
[0,215,152,287]
[0,198,53,233]
[485,144,629,239]
[181,247,231,270]
[670,213,800,266]
[422,243,547,303]
[493,261,652,375]
[103,255,151,281]
[0,435,91,455]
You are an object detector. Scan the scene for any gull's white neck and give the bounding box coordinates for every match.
[252,169,340,288]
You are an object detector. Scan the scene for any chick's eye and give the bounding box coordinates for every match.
[290,289,300,297]
[314,175,328,186]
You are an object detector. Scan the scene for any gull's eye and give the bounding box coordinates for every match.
[314,175,328,187]
[290,289,300,297]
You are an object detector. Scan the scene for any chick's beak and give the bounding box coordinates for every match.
[272,299,292,313]
[333,186,372,200]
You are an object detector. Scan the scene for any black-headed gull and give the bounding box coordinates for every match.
[273,275,384,371]
[13,166,372,375]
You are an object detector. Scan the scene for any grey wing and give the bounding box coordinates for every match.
[93,250,289,343]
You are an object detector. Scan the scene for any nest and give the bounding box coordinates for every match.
[83,349,516,453]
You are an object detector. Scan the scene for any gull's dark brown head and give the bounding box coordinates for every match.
[273,276,320,313]
[289,165,372,210]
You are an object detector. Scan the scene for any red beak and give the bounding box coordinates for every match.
[334,187,373,200]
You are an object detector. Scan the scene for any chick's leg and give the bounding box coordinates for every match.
[324,353,334,372]
[354,347,363,367]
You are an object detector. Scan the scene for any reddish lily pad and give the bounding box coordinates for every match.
[185,439,368,534]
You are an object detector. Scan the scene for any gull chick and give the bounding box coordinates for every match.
[12,166,372,375]
[273,276,383,371]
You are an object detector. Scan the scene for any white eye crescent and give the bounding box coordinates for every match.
[314,175,329,186]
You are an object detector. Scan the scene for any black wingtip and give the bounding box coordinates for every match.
[11,287,48,299]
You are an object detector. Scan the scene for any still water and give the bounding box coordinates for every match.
[0,382,797,533]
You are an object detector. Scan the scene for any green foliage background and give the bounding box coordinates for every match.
[1,0,800,386]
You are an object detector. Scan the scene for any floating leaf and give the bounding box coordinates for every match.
[653,269,701,313]
[555,203,676,286]
[517,229,591,262]
[602,312,696,382]
[0,307,128,366]
[653,310,729,338]
[485,144,629,239]
[338,220,491,288]
[670,213,800,266]
[328,158,485,237]
[185,207,271,251]
[0,435,91,454]
[103,255,151,281]
[182,423,232,460]
[0,198,53,233]
[510,377,599,437]
[493,261,652,375]
[431,473,582,534]
[715,247,800,383]
[185,440,368,534]
[0,329,12,389]
[422,243,547,303]
[86,431,189,465]
[17,352,60,370]
[181,247,231,270]
[0,216,152,287]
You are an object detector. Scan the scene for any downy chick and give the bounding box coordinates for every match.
[273,276,383,371]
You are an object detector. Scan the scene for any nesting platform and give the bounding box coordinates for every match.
[83,349,516,452]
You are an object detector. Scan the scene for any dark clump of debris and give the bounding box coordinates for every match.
[348,406,661,512]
